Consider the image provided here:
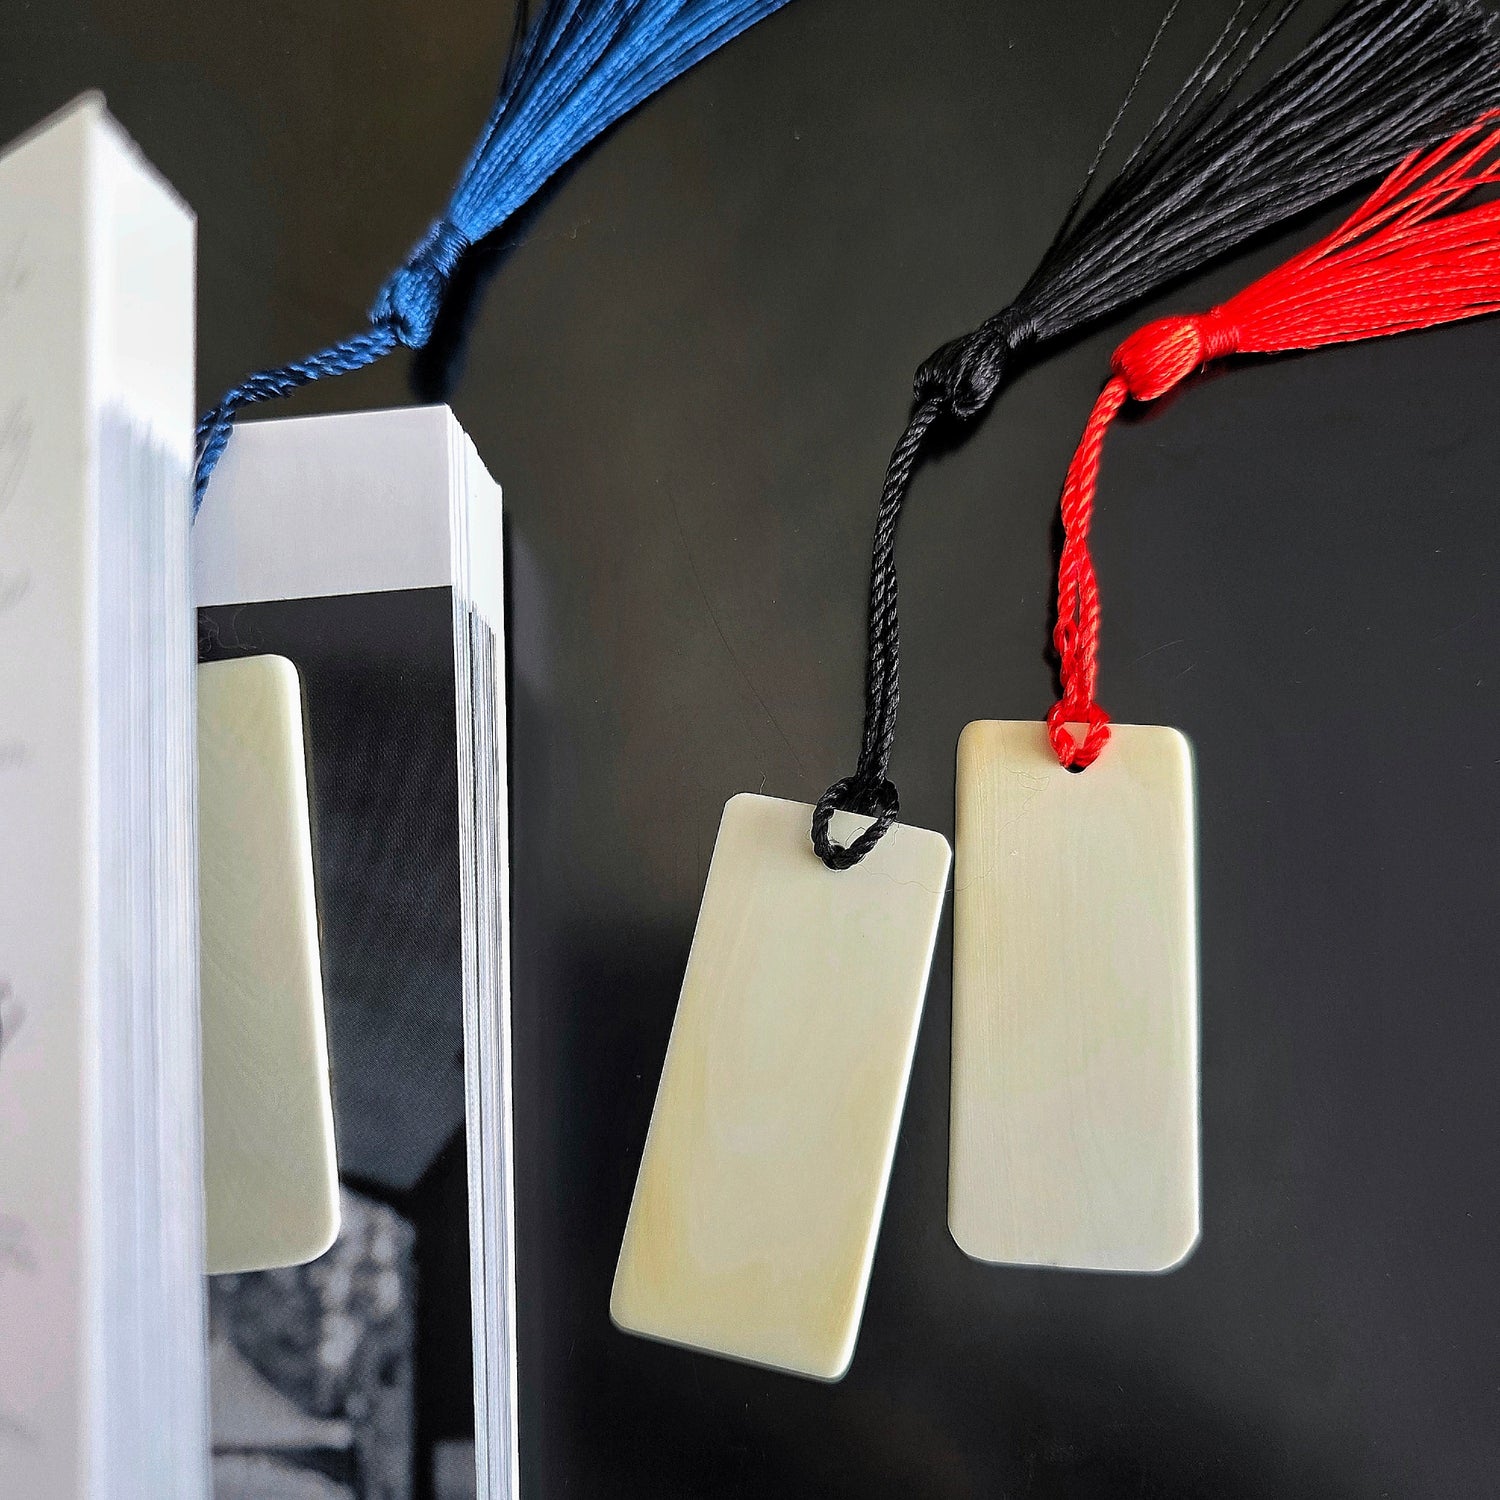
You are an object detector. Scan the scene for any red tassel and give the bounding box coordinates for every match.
[1049,110,1500,769]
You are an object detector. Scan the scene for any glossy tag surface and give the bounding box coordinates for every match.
[612,793,950,1380]
[198,654,339,1273]
[951,720,1199,1273]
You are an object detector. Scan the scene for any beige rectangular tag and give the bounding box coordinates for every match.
[198,655,339,1274]
[951,721,1199,1273]
[611,793,950,1380]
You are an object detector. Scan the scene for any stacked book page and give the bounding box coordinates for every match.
[0,97,208,1500]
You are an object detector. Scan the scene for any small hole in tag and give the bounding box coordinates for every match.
[198,655,339,1274]
[1061,722,1091,772]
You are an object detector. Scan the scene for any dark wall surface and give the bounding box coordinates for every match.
[6,2,1499,1494]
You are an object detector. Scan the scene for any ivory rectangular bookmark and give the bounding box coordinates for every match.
[198,654,339,1274]
[612,793,950,1380]
[950,720,1199,1273]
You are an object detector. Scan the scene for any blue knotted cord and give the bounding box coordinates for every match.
[194,0,794,514]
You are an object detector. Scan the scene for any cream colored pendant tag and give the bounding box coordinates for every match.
[951,720,1199,1273]
[198,655,339,1274]
[612,793,950,1380]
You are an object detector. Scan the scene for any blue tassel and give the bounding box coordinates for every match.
[194,0,794,512]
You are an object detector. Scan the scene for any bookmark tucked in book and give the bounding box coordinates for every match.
[0,97,207,1498]
[191,405,516,1500]
[197,652,339,1275]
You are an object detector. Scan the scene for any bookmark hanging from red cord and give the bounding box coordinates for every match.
[951,113,1500,1276]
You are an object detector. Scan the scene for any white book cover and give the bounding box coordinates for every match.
[0,96,206,1499]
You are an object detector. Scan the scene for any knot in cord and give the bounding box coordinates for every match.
[1110,306,1239,403]
[811,776,900,872]
[808,396,945,871]
[1046,698,1112,769]
[370,218,472,349]
[913,304,1040,420]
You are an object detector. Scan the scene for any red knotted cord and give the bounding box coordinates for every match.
[1049,110,1500,768]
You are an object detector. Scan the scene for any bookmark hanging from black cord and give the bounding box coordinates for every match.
[191,0,795,510]
[611,0,1500,1384]
[952,112,1500,1275]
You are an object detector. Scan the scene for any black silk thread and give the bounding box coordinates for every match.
[812,0,1500,870]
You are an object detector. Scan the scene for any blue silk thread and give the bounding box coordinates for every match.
[194,0,794,514]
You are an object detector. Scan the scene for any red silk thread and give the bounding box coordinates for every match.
[1048,110,1500,769]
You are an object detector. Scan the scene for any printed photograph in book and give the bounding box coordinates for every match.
[200,590,484,1500]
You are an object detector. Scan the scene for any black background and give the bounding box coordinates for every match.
[6,1,1500,1494]
[201,590,479,1485]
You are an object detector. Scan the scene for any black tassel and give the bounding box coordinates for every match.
[813,0,1500,869]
